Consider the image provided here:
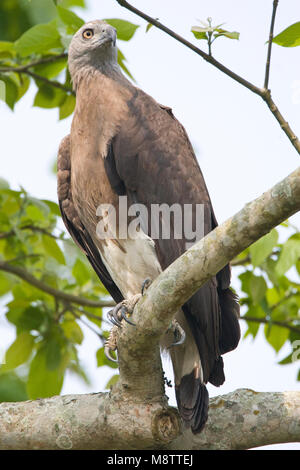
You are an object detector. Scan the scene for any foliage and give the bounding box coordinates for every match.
[191,17,239,54]
[0,1,139,116]
[0,1,299,403]
[0,180,112,399]
[233,223,300,367]
[273,22,300,47]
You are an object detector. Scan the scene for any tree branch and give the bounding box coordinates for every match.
[0,260,114,309]
[0,54,73,95]
[113,166,300,401]
[0,389,299,449]
[241,315,300,335]
[264,0,279,90]
[115,0,300,155]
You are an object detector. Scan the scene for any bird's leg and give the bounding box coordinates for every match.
[107,278,152,328]
[168,319,186,347]
[105,279,153,362]
[104,325,119,363]
[107,293,141,328]
[141,277,152,295]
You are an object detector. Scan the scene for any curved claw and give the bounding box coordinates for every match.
[121,306,136,326]
[104,343,118,363]
[107,307,122,327]
[168,322,186,348]
[141,277,152,296]
[171,327,186,347]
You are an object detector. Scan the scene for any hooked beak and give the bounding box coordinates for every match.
[99,28,116,47]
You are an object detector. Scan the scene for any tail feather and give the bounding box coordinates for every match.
[175,370,209,434]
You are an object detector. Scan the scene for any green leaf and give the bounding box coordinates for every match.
[278,352,294,365]
[0,178,9,189]
[15,22,62,56]
[6,306,45,331]
[44,336,62,371]
[273,22,300,47]
[27,346,67,399]
[57,6,84,32]
[264,323,290,353]
[249,229,278,267]
[42,234,65,264]
[0,372,28,402]
[61,319,83,344]
[41,199,61,216]
[0,41,15,58]
[118,49,134,80]
[5,332,35,369]
[146,23,154,33]
[72,258,91,285]
[250,275,267,304]
[275,238,300,276]
[33,56,67,79]
[0,272,15,296]
[105,19,139,41]
[96,347,118,369]
[33,84,66,109]
[105,374,119,389]
[214,28,240,40]
[58,0,86,7]
[191,29,208,41]
[59,93,76,119]
[0,74,18,110]
[244,305,265,339]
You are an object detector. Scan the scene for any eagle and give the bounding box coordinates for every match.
[57,20,240,434]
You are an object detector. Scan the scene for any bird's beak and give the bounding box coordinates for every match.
[100,28,116,47]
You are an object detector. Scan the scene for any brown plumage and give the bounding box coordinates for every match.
[57,20,240,433]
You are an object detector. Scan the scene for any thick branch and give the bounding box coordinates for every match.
[0,260,114,309]
[0,389,298,449]
[115,167,300,398]
[115,0,300,154]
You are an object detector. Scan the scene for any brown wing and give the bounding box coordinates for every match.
[104,88,240,433]
[57,135,123,304]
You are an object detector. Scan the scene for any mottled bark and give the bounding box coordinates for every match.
[0,389,299,450]
[1,168,300,450]
[116,167,300,397]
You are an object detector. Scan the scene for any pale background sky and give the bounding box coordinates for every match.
[1,0,300,449]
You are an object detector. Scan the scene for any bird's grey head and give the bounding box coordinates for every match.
[68,20,118,82]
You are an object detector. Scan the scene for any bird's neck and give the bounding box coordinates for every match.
[71,62,131,93]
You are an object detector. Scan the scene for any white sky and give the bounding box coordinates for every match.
[0,0,300,450]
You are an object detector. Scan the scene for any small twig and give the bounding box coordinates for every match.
[73,306,111,325]
[0,225,66,241]
[0,53,73,95]
[264,0,279,90]
[69,307,106,341]
[0,260,115,309]
[241,315,300,335]
[115,0,300,155]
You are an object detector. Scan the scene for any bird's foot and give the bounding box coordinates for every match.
[107,293,142,328]
[105,279,152,363]
[168,319,186,347]
[104,325,119,363]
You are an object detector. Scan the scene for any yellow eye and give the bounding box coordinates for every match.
[82,29,94,39]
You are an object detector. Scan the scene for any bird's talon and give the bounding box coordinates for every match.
[168,319,186,348]
[121,305,135,326]
[104,326,119,363]
[141,277,152,295]
[104,343,118,363]
[107,309,122,328]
